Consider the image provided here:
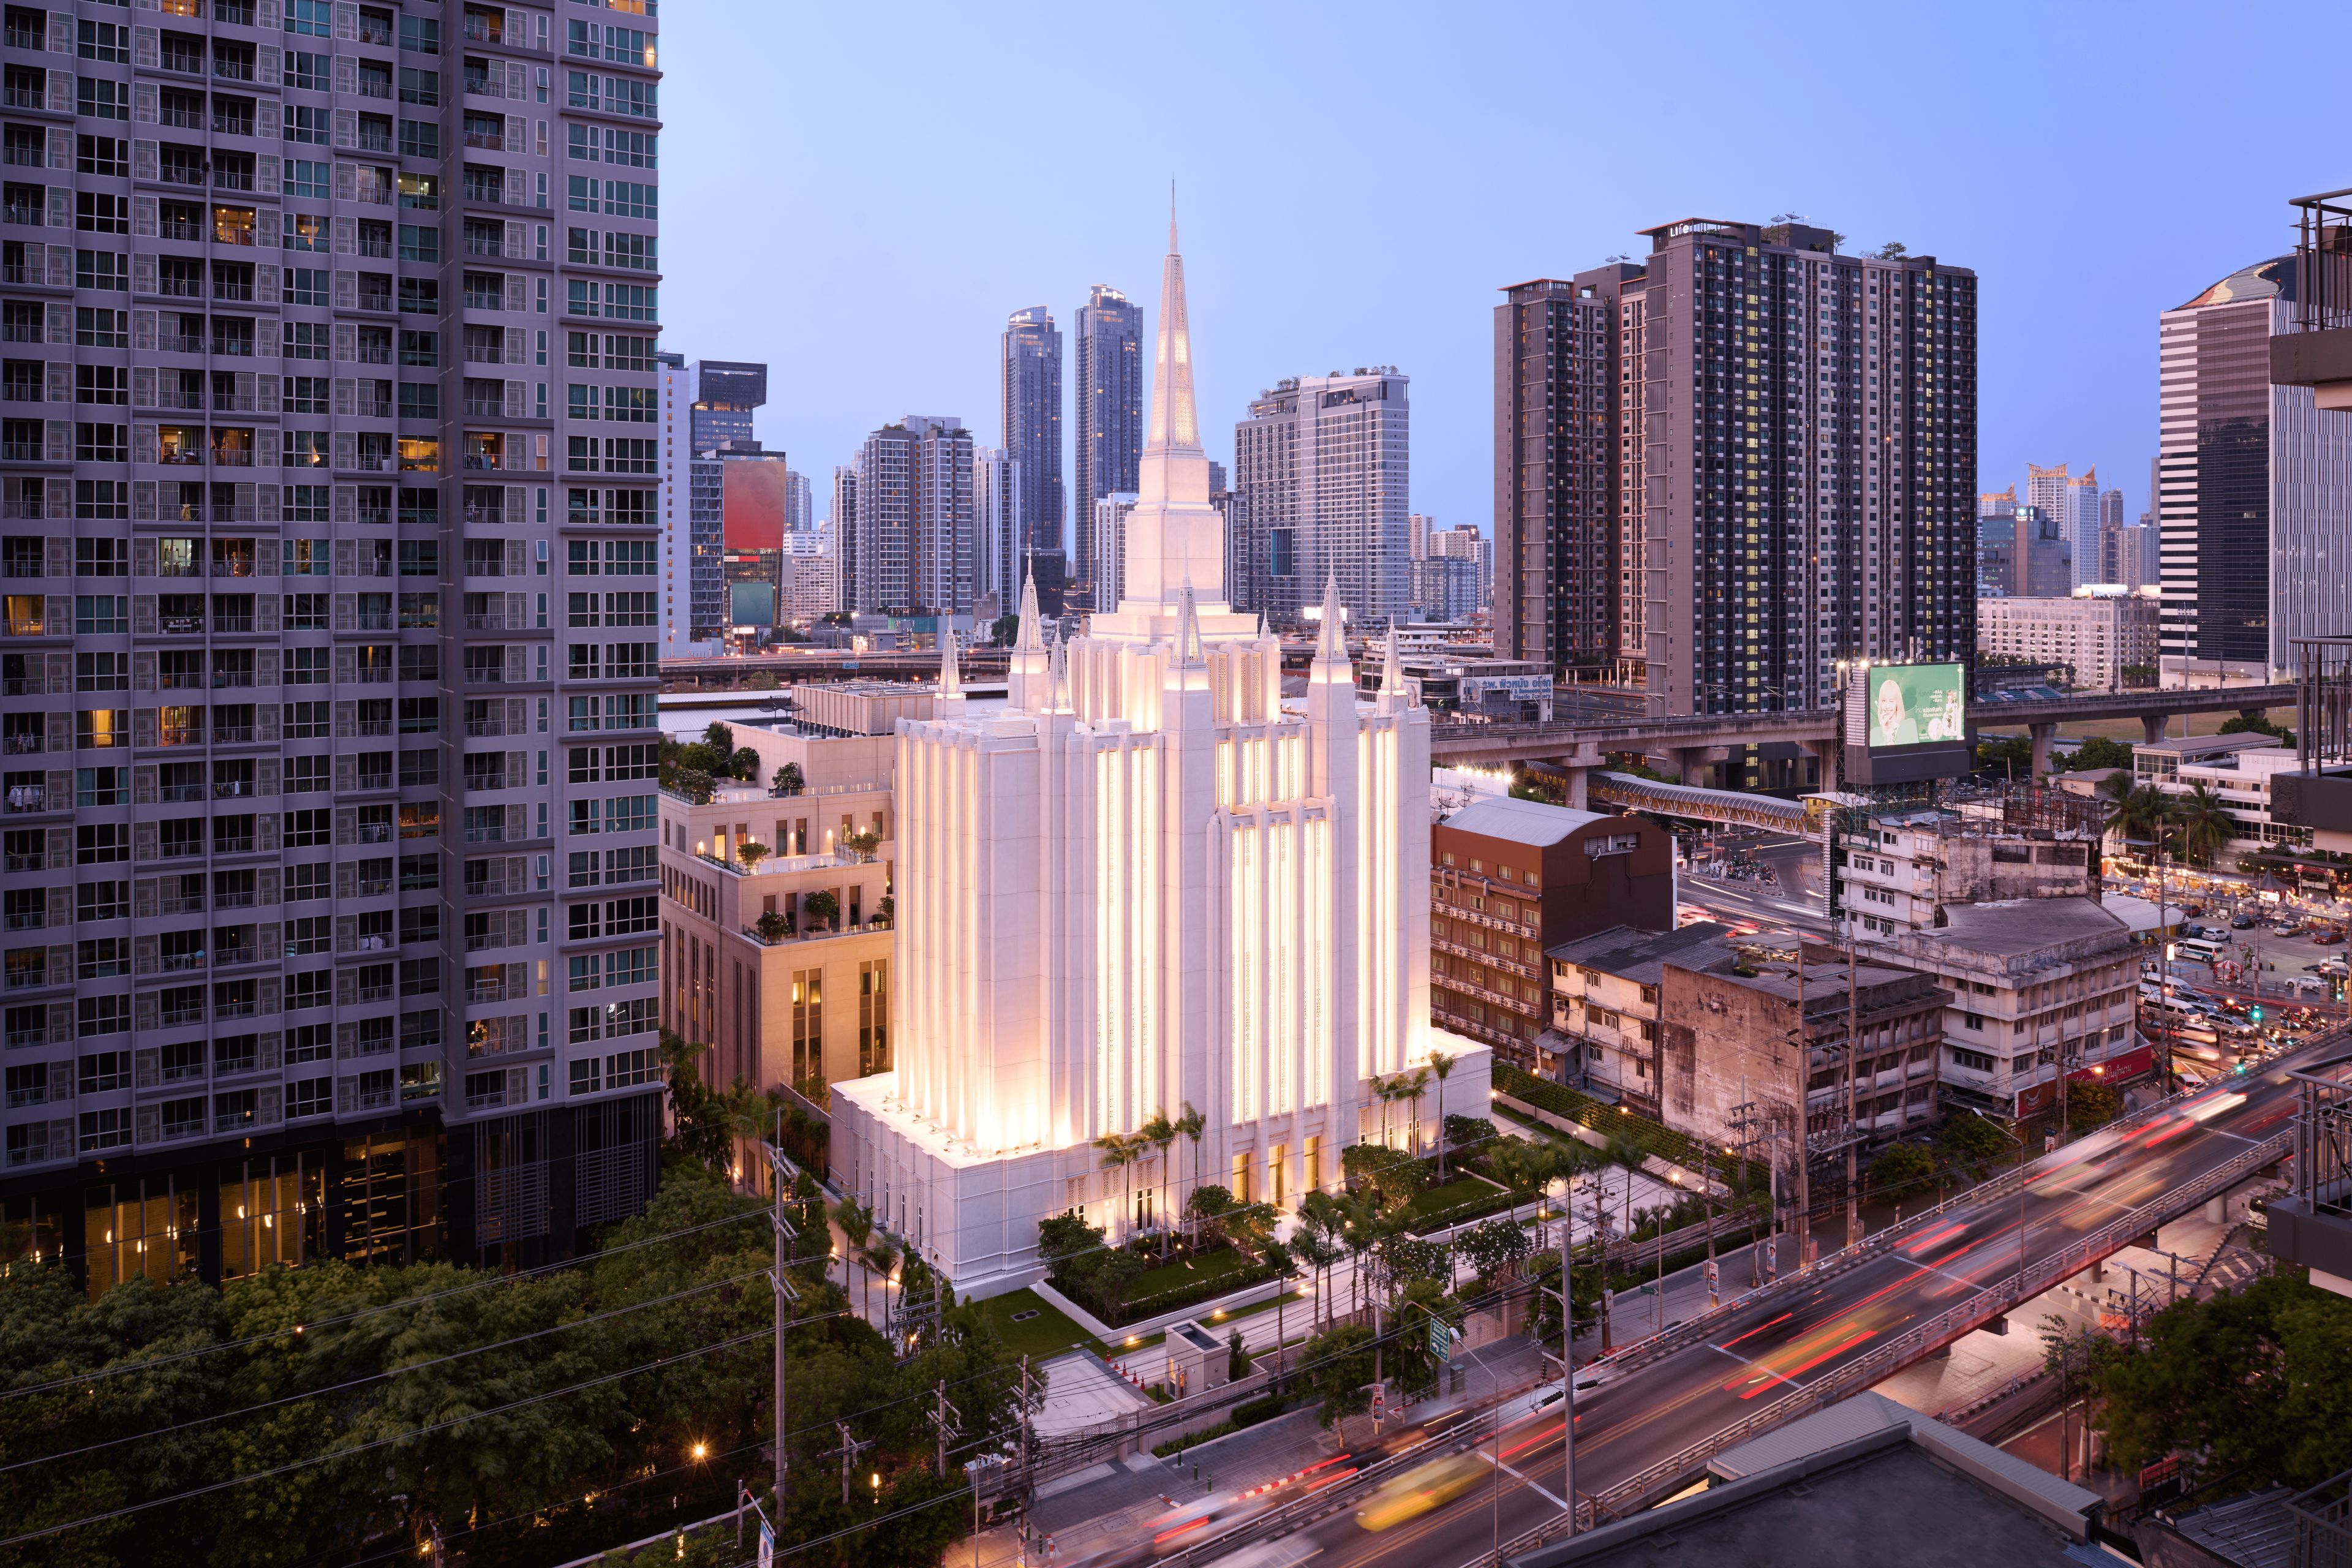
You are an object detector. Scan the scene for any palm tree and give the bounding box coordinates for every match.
[864,1235,901,1338]
[2096,772,2173,856]
[1605,1131,1648,1242]
[2171,781,2235,868]
[831,1196,873,1319]
[1139,1110,1177,1257]
[1428,1052,1456,1180]
[1398,1067,1433,1156]
[1175,1102,1207,1245]
[1095,1131,1144,1246]
[1292,1204,1345,1330]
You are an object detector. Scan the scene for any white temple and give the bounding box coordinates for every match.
[829,217,1490,1297]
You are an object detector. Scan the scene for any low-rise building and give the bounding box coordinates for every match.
[658,715,895,1109]
[1365,655,1553,722]
[1862,897,2146,1115]
[2132,731,2308,855]
[1658,947,1951,1156]
[1547,922,1738,1115]
[1830,795,2103,944]
[1430,796,1675,1076]
[1976,587,2160,691]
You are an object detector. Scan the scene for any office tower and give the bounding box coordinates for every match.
[2101,486,2124,531]
[1089,491,1137,610]
[1417,524,1489,620]
[831,219,1482,1293]
[1494,266,1637,678]
[783,469,812,534]
[1231,368,1410,628]
[0,0,666,1284]
[1072,284,1142,595]
[1000,307,1061,565]
[830,464,858,609]
[2021,507,2073,596]
[1977,510,2016,597]
[2159,255,2352,682]
[2112,522,2160,592]
[973,446,1020,613]
[657,353,717,655]
[1593,221,1975,717]
[686,361,764,451]
[2026,462,2100,591]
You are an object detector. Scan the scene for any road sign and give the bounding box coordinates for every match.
[758,1523,774,1568]
[1429,1313,1450,1362]
[1370,1381,1386,1418]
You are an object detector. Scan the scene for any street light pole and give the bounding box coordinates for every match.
[1971,1108,2027,1301]
[1561,1183,1575,1535]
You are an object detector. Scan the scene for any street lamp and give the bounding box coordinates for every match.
[1970,1108,2027,1302]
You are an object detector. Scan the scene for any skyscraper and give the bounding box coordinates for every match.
[657,352,721,654]
[1231,369,1411,628]
[1630,222,1977,716]
[1073,285,1142,595]
[686,361,766,451]
[784,470,813,535]
[2028,463,2101,590]
[830,464,859,611]
[831,217,1483,1294]
[1494,267,1636,678]
[1001,307,1061,567]
[2158,255,2352,682]
[0,0,666,1283]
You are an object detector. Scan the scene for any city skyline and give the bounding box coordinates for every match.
[655,1,2335,554]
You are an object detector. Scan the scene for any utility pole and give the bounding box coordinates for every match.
[767,1118,802,1517]
[1791,946,1811,1270]
[930,1379,963,1477]
[1559,1195,1575,1534]
[834,1419,873,1507]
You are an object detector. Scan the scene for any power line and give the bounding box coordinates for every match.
[0,1323,783,1551]
[0,1267,782,1476]
[0,1205,777,1402]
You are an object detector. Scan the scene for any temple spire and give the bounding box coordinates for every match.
[1015,565,1042,650]
[1313,572,1344,663]
[938,626,962,698]
[1380,619,1404,708]
[1175,576,1202,666]
[1146,208,1198,453]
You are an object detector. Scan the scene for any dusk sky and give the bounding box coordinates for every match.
[659,2,2340,540]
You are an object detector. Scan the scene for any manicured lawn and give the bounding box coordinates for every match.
[1126,1245,1253,1303]
[975,1288,1091,1360]
[1403,1175,1510,1226]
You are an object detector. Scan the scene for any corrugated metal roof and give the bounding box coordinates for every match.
[1439,794,1608,847]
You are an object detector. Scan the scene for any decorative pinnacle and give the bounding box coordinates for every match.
[1016,567,1042,651]
[938,627,961,697]
[1314,572,1344,662]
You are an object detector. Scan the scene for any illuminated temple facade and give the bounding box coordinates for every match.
[830,221,1488,1295]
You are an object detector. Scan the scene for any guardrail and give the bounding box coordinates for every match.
[1484,1126,2293,1559]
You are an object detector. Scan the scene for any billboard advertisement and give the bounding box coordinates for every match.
[1863,663,1966,750]
[1843,661,1972,786]
[722,458,793,552]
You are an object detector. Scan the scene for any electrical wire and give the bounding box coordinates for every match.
[0,1267,783,1475]
[0,1204,775,1401]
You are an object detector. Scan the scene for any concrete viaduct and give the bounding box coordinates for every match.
[1428,682,2299,807]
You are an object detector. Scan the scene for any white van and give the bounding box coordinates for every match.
[2173,938,2223,966]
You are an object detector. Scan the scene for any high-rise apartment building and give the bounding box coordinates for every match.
[1645,222,1973,715]
[1504,223,1977,720]
[1072,284,1140,595]
[851,417,972,615]
[1000,306,1060,568]
[1088,490,1136,610]
[0,0,666,1287]
[2158,255,2352,682]
[829,462,857,609]
[782,468,810,535]
[656,351,717,654]
[973,444,1019,613]
[1231,368,1409,628]
[1494,266,1635,678]
[1977,485,2016,519]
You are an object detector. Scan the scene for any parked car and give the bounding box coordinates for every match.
[2231,914,2257,930]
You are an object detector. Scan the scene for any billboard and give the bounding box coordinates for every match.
[1843,662,1972,786]
[1863,663,1966,750]
[722,457,793,552]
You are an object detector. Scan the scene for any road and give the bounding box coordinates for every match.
[1230,1044,2319,1568]
[1676,831,1829,938]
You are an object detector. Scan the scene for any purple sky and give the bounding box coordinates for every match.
[659,1,2338,541]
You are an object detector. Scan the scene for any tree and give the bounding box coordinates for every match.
[1453,1216,1532,1285]
[1290,1205,1346,1330]
[1227,1329,1253,1382]
[703,722,735,755]
[1604,1132,1648,1239]
[1174,1102,1207,1239]
[990,613,1020,646]
[730,746,761,780]
[774,761,805,796]
[2220,712,2296,747]
[1296,1322,1378,1428]
[1872,240,1908,259]
[1095,1131,1145,1245]
[1936,1110,2010,1180]
[2172,781,2236,867]
[801,889,839,930]
[735,839,771,872]
[2097,771,2174,853]
[1138,1110,1177,1256]
[756,910,788,943]
[1428,1052,1456,1178]
[2094,1272,2352,1492]
[2068,1077,2123,1130]
[844,827,881,863]
[832,1196,877,1320]
[2071,735,2136,771]
[1867,1143,1937,1207]
[2119,663,2157,690]
[1185,1183,1235,1249]
[1398,1067,1432,1155]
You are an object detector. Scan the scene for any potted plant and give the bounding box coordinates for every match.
[801,889,839,932]
[773,762,804,797]
[736,839,771,872]
[845,827,881,863]
[755,910,788,943]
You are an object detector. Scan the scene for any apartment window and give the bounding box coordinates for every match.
[790,968,821,1096]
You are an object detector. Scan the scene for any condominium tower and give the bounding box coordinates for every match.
[1230,368,1410,627]
[0,0,666,1287]
[1072,284,1140,596]
[1503,220,1977,717]
[1000,306,1060,570]
[2026,462,2100,591]
[851,417,974,614]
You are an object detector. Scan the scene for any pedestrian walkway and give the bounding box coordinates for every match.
[1034,1349,1156,1439]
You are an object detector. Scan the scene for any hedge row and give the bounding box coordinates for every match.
[1491,1063,1760,1186]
